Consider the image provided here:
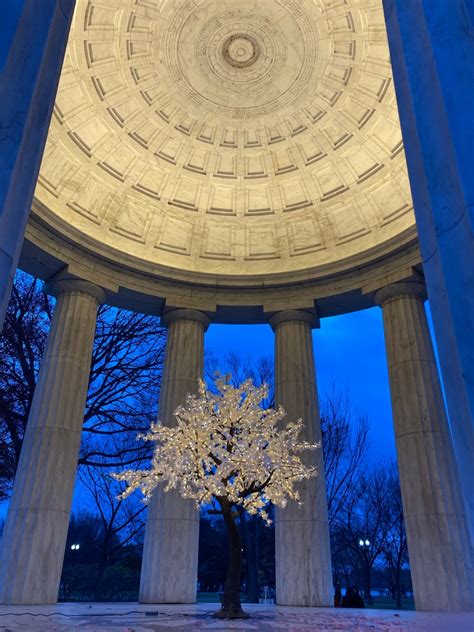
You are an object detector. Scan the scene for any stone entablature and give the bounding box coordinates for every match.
[21,214,421,322]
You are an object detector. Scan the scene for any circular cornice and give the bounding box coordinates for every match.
[21,214,422,323]
[30,195,418,288]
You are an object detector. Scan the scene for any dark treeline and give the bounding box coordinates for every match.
[0,272,412,608]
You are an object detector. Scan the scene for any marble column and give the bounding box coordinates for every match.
[139,309,210,604]
[375,282,474,611]
[0,278,105,604]
[382,0,474,539]
[0,0,75,329]
[270,310,333,607]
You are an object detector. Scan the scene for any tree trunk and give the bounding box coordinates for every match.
[239,509,259,602]
[395,568,402,609]
[364,565,373,605]
[93,530,111,601]
[214,501,249,619]
[94,551,108,601]
[247,516,259,602]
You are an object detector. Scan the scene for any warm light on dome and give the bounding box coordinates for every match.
[32,0,415,284]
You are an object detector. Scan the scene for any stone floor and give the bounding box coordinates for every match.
[0,603,472,631]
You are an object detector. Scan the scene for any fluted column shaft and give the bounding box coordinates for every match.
[382,1,474,538]
[139,309,209,604]
[0,0,75,328]
[270,310,333,607]
[376,283,474,611]
[0,279,105,604]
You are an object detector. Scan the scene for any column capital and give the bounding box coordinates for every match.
[44,277,107,305]
[374,282,427,307]
[269,309,319,332]
[161,308,211,331]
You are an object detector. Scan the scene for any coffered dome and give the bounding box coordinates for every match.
[33,0,415,284]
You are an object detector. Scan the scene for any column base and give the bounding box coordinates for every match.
[139,508,199,605]
[0,507,69,605]
[276,518,333,608]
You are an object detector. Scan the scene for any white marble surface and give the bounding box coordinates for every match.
[0,602,472,631]
[0,280,104,604]
[383,0,474,545]
[271,311,333,607]
[139,310,209,604]
[0,0,74,328]
[377,283,474,611]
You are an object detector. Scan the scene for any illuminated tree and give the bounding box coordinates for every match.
[116,378,319,619]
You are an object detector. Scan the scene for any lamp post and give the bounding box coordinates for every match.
[358,538,372,604]
[65,542,82,601]
[70,543,81,574]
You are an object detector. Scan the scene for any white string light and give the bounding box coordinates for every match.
[114,378,320,523]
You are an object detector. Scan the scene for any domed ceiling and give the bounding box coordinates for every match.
[33,0,415,283]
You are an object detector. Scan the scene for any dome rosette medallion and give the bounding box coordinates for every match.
[33,0,416,284]
[221,34,261,70]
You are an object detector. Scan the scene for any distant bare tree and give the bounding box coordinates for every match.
[0,271,166,496]
[332,464,396,604]
[320,386,369,525]
[381,462,409,608]
[77,458,147,599]
[80,305,166,468]
[206,351,274,407]
[0,274,51,496]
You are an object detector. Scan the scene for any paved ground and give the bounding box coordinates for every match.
[0,602,472,631]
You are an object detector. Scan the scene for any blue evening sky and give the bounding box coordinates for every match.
[206,303,441,463]
[0,299,441,521]
[0,1,24,71]
[207,307,396,461]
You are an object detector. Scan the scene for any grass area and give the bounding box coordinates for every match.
[368,595,415,610]
[197,592,222,603]
[197,593,415,611]
[197,592,253,604]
